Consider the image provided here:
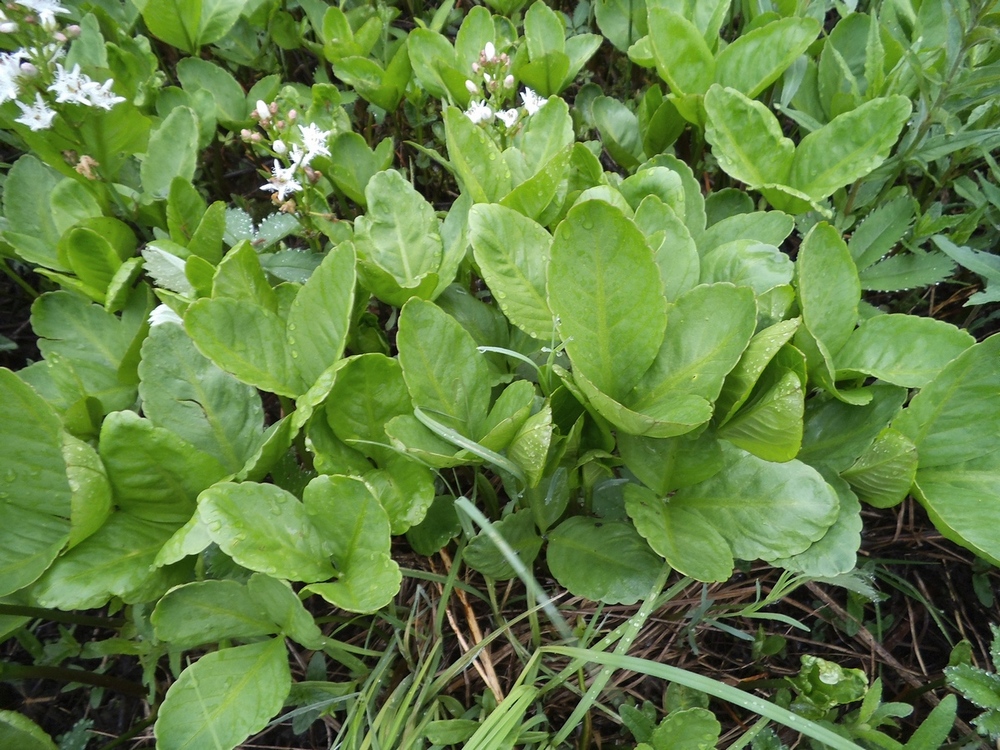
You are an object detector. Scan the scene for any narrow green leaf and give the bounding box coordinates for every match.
[715,17,820,98]
[647,7,715,96]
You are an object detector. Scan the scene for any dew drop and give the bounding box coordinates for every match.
[207,520,223,532]
[288,337,296,346]
[0,491,8,500]
[288,323,296,331]
[581,219,594,230]
[291,351,299,359]
[4,469,15,483]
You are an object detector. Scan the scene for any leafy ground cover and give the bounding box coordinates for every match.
[2,0,1000,747]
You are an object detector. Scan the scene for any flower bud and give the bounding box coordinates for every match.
[65,24,81,37]
[287,109,297,121]
[504,74,514,89]
[255,99,269,121]
[465,79,478,95]
[483,42,496,61]
[250,132,262,143]
[19,62,37,76]
[0,21,16,33]
[273,139,287,154]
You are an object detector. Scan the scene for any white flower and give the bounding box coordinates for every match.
[521,88,546,116]
[483,42,496,62]
[14,92,55,131]
[260,160,302,201]
[466,100,493,125]
[298,122,331,160]
[47,63,92,105]
[497,108,519,128]
[0,52,23,104]
[148,304,183,327]
[83,78,125,109]
[16,0,68,27]
[289,143,308,168]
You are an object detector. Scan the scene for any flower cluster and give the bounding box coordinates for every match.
[241,100,333,206]
[462,43,548,131]
[0,0,126,133]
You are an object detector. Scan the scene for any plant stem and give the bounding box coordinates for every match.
[0,604,124,629]
[0,661,147,698]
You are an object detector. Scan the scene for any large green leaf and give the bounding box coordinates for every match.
[628,283,756,412]
[154,638,290,750]
[397,298,491,437]
[99,410,227,524]
[469,204,554,339]
[140,106,199,200]
[718,367,804,463]
[647,7,714,96]
[355,171,442,302]
[835,315,974,388]
[185,296,301,397]
[772,470,861,578]
[618,430,724,495]
[625,484,733,582]
[198,482,336,582]
[246,573,326,649]
[841,428,917,509]
[3,155,62,268]
[670,444,840,562]
[794,223,859,363]
[465,509,543,580]
[895,336,1000,469]
[62,434,112,548]
[287,242,356,386]
[715,18,820,98]
[0,711,58,750]
[138,322,263,473]
[302,475,400,613]
[716,318,800,423]
[633,196,699,302]
[548,200,667,400]
[547,516,663,605]
[326,353,411,464]
[33,512,179,609]
[0,370,72,597]
[698,211,795,256]
[790,96,911,201]
[699,240,794,295]
[364,455,435,534]
[132,0,200,53]
[151,579,276,648]
[444,107,512,203]
[703,85,793,188]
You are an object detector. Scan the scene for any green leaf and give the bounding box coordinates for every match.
[140,106,198,200]
[595,0,648,52]
[465,510,543,580]
[198,482,336,582]
[836,314,974,388]
[633,196,699,302]
[507,404,553,488]
[946,664,1000,710]
[790,96,912,201]
[138,322,263,473]
[246,573,325,649]
[365,456,435,534]
[444,107,512,203]
[151,579,276,647]
[841,428,917,508]
[904,694,957,750]
[593,95,644,170]
[698,211,795,255]
[718,367,804,463]
[63,434,112,548]
[671,444,840,562]
[795,223,859,364]
[798,383,906,472]
[628,283,756,412]
[185,296,301,397]
[176,57,247,126]
[3,155,62,268]
[699,240,794,296]
[0,369,72,597]
[99,411,227,523]
[302,474,400,613]
[848,196,916,271]
[407,495,461,555]
[132,0,200,52]
[33,512,179,609]
[328,132,393,206]
[647,7,714,96]
[715,17,820,98]
[858,251,955,292]
[895,336,1000,469]
[326,353,410,462]
[625,484,733,582]
[704,86,793,188]
[650,707,721,750]
[397,298,491,438]
[49,179,100,236]
[548,200,666,400]
[469,204,553,339]
[0,711,58,750]
[212,241,277,309]
[64,228,123,299]
[355,171,442,305]
[547,516,664,605]
[287,242,356,386]
[716,318,800,423]
[154,638,291,750]
[772,470,861,577]
[619,430,724,495]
